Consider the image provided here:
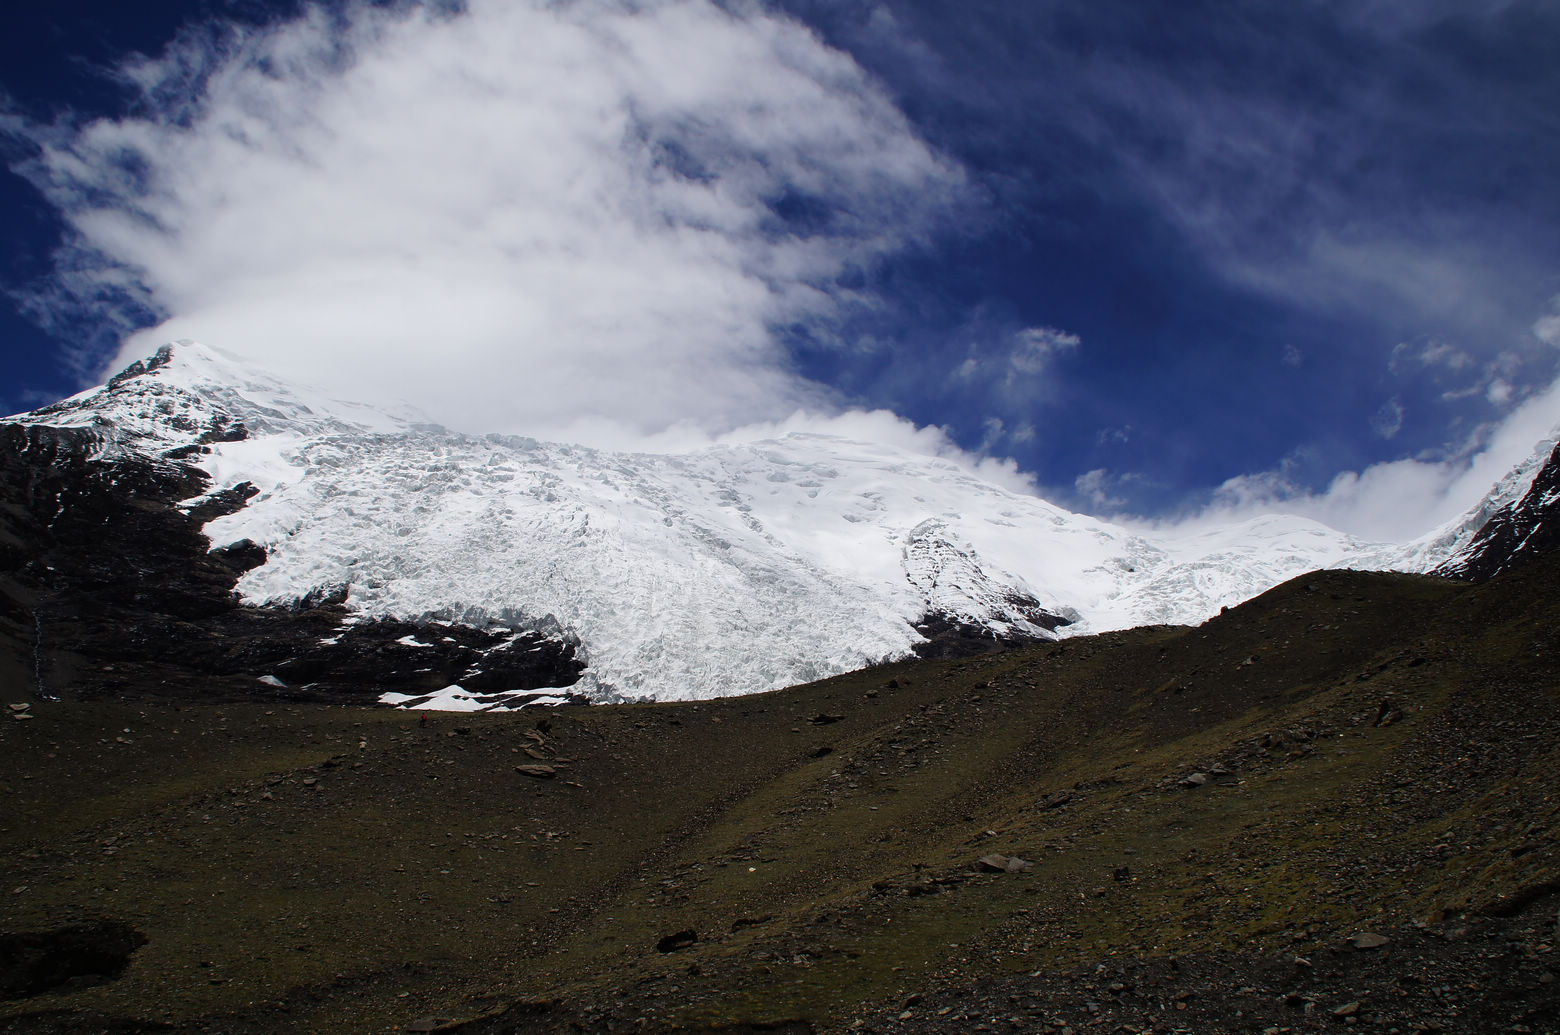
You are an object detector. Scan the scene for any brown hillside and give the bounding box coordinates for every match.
[2,554,1558,1033]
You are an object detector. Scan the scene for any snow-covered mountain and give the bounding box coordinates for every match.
[7,341,1554,704]
[1429,437,1560,581]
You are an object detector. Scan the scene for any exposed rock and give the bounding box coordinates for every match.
[910,610,1060,659]
[1374,698,1404,728]
[976,854,1034,873]
[904,520,1073,660]
[0,423,586,706]
[1437,440,1560,582]
[656,930,698,953]
[515,765,557,779]
[0,920,146,999]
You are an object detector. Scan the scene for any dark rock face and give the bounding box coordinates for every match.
[0,422,584,705]
[0,920,146,999]
[655,929,698,953]
[1437,441,1560,582]
[903,520,1072,659]
[910,594,1069,660]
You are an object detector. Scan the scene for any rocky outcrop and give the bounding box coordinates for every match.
[903,519,1072,657]
[1436,440,1560,582]
[0,920,146,1000]
[0,422,583,705]
[910,603,1061,659]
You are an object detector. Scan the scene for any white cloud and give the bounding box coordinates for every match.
[978,416,1006,450]
[1281,343,1303,368]
[1180,373,1560,542]
[15,0,963,441]
[1391,338,1475,374]
[1074,467,1125,510]
[1009,325,1080,375]
[1420,342,1475,370]
[1536,299,1560,347]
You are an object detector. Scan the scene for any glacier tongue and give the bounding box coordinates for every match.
[13,339,1521,703]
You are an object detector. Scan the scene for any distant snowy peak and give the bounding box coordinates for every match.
[19,343,252,458]
[902,518,1073,643]
[13,340,433,456]
[10,340,1556,704]
[1432,438,1560,582]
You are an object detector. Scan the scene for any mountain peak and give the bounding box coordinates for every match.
[1434,438,1560,581]
[8,342,1559,703]
[16,340,438,459]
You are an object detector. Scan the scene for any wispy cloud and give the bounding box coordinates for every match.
[1536,299,1560,348]
[1095,425,1131,446]
[1371,398,1405,440]
[1187,375,1560,542]
[1008,325,1080,375]
[822,1,1560,391]
[1392,339,1474,374]
[9,0,963,441]
[950,324,1081,385]
[1074,467,1126,511]
[1060,16,1560,362]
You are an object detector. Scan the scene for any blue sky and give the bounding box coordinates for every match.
[4,0,1559,540]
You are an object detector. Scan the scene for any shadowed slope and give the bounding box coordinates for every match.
[3,550,1558,1033]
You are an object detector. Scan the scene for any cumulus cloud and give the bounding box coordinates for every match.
[11,0,963,441]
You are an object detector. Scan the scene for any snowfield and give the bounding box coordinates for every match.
[9,341,1544,701]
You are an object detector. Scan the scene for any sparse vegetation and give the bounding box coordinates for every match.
[3,556,1558,1032]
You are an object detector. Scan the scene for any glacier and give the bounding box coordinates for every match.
[6,340,1543,703]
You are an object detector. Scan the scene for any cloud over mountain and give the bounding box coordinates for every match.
[13,0,963,441]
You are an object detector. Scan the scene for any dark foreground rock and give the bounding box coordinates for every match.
[846,900,1560,1034]
[0,921,145,1001]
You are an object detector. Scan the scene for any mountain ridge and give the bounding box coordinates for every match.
[4,340,1557,704]
[2,539,1556,1033]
